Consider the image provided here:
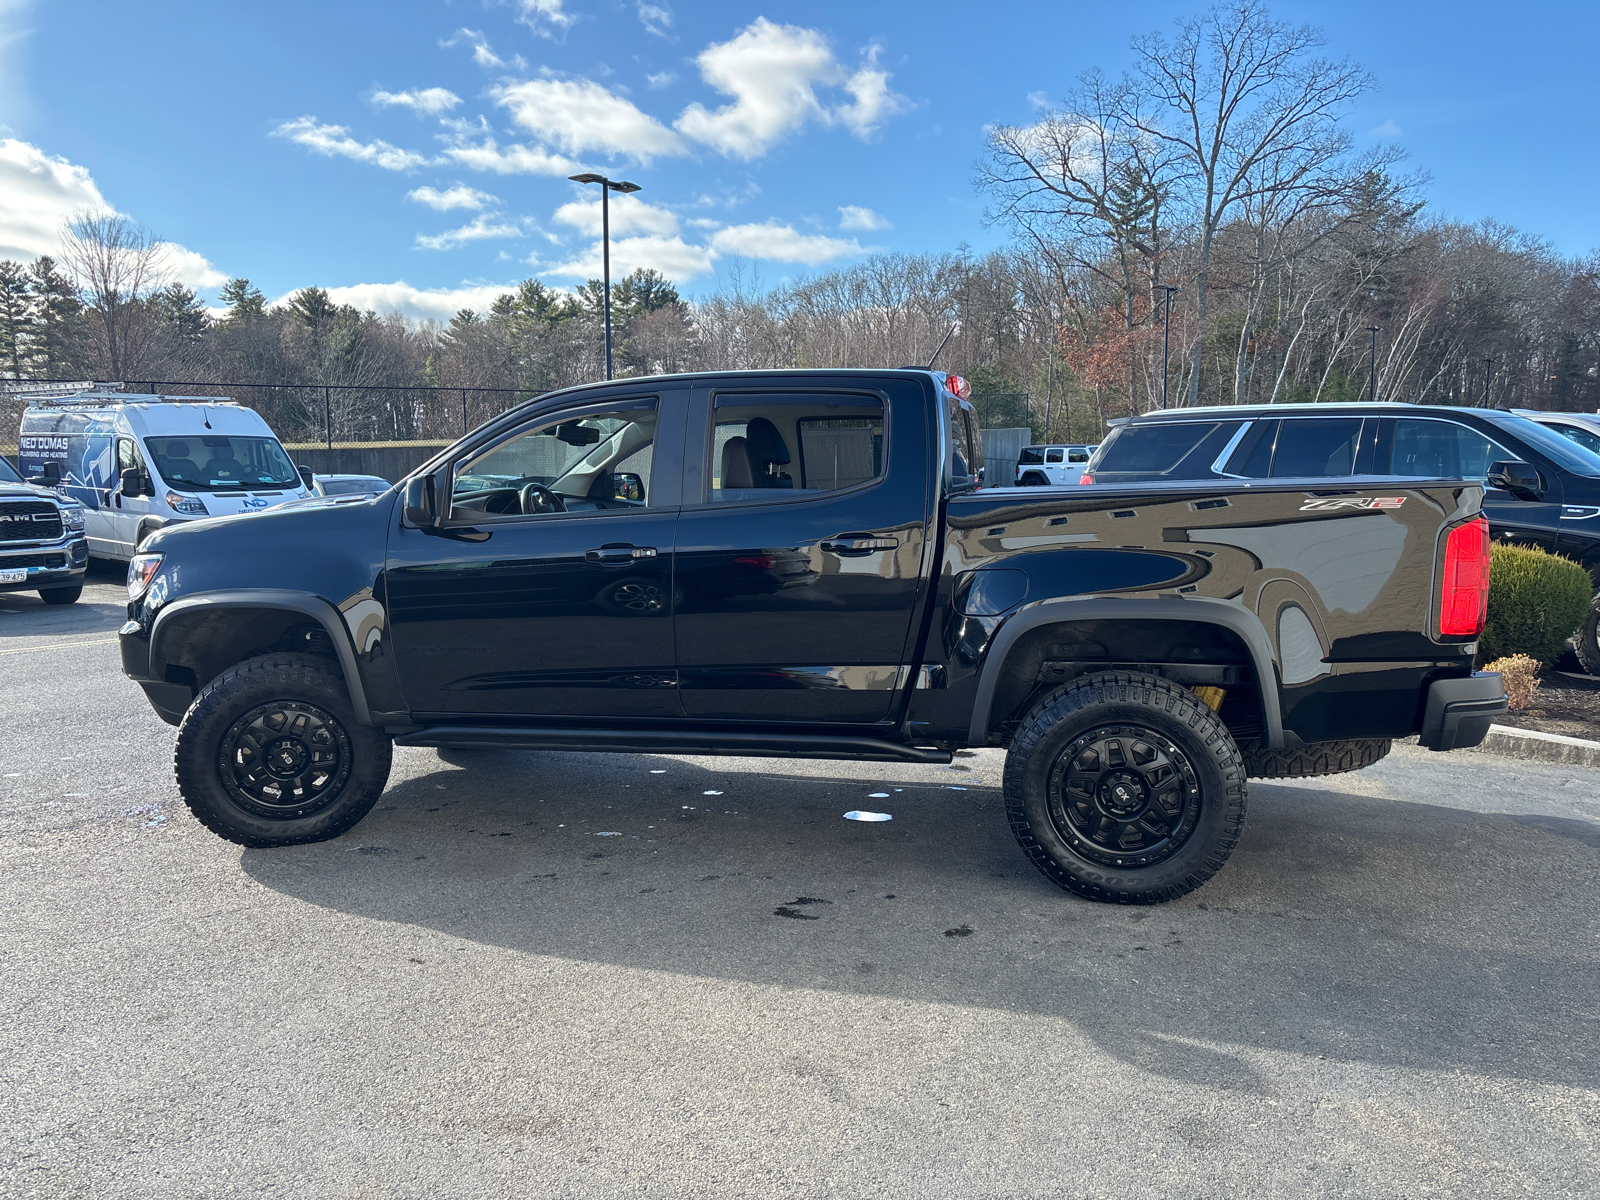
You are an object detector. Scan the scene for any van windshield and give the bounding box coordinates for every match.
[144,435,299,491]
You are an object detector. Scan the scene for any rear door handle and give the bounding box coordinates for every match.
[820,536,898,556]
[586,544,657,563]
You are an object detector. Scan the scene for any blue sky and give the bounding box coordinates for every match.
[1,0,1597,321]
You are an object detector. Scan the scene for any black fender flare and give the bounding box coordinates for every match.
[966,595,1284,748]
[135,516,170,547]
[148,589,374,726]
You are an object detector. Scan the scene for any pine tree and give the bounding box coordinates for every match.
[27,256,88,378]
[0,260,34,378]
[220,277,266,323]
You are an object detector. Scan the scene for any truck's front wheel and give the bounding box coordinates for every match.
[1003,672,1247,904]
[174,653,392,847]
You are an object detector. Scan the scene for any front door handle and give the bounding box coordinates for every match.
[586,544,657,563]
[820,535,898,556]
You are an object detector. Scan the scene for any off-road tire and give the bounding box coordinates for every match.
[1003,671,1247,904]
[1574,596,1600,676]
[174,653,392,847]
[1236,737,1391,779]
[37,585,82,605]
[1019,471,1049,487]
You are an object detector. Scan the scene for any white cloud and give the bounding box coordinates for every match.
[673,19,908,159]
[415,214,526,251]
[162,243,228,289]
[442,28,527,72]
[638,3,671,37]
[371,87,462,116]
[516,0,577,38]
[1027,90,1050,109]
[709,222,864,264]
[553,193,679,238]
[407,184,498,211]
[0,139,227,288]
[647,71,676,89]
[275,280,527,324]
[0,136,111,261]
[543,234,715,281]
[441,137,578,176]
[834,48,909,138]
[1370,118,1404,139]
[273,116,429,171]
[837,205,890,232]
[493,78,687,161]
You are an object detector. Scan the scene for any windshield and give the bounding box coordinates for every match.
[0,457,20,484]
[1486,414,1600,478]
[322,477,386,496]
[144,435,300,491]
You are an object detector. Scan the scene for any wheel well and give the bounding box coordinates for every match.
[154,607,342,695]
[982,618,1265,745]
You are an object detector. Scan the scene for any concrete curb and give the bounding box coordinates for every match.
[1470,723,1600,768]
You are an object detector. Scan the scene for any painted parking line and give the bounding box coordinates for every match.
[0,637,118,656]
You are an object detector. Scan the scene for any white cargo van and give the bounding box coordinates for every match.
[17,389,312,560]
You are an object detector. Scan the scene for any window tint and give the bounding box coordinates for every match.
[1490,415,1600,477]
[1045,447,1064,463]
[1091,421,1245,480]
[1388,419,1508,482]
[1269,418,1363,478]
[709,395,884,503]
[1234,422,1276,477]
[1551,424,1600,456]
[451,403,658,518]
[1018,447,1044,465]
[1067,448,1089,463]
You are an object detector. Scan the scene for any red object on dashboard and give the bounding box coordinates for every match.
[1438,517,1491,637]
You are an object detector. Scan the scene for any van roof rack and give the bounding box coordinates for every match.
[21,388,239,407]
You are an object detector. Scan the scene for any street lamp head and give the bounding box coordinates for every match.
[608,180,642,194]
[568,172,607,185]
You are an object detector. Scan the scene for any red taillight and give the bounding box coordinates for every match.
[945,373,971,400]
[1078,474,1094,485]
[1439,517,1491,637]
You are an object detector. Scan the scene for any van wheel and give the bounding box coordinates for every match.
[174,653,392,847]
[1003,671,1247,904]
[38,585,82,605]
[1574,597,1600,676]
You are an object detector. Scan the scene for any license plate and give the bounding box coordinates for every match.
[0,570,26,584]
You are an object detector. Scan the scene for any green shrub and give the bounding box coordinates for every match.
[1480,543,1594,664]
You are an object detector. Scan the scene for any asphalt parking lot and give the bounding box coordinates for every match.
[2,569,1598,1198]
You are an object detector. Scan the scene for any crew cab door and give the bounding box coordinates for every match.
[672,378,933,724]
[384,391,687,718]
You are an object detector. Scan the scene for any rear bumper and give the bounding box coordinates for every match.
[1417,671,1507,751]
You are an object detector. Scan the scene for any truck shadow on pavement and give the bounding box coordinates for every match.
[240,747,1600,1095]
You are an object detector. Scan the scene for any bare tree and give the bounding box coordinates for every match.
[1121,2,1396,404]
[59,211,172,378]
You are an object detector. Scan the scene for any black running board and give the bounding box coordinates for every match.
[393,725,953,764]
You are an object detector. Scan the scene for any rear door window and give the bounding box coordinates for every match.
[708,394,885,502]
[1045,447,1064,463]
[1268,418,1364,477]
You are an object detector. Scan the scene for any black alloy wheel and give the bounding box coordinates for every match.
[1046,724,1201,870]
[218,700,353,819]
[1574,594,1600,677]
[1004,671,1247,904]
[175,653,392,847]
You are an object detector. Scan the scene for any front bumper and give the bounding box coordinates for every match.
[1417,671,1508,751]
[118,619,192,727]
[0,536,88,592]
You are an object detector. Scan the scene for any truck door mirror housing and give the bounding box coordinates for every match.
[28,461,60,487]
[297,465,315,489]
[613,472,644,502]
[1487,459,1544,501]
[403,474,437,527]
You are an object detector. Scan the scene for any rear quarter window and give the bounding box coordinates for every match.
[1090,421,1244,481]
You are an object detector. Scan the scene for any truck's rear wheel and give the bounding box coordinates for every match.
[1574,596,1600,676]
[1003,671,1247,904]
[174,653,392,847]
[38,585,82,605]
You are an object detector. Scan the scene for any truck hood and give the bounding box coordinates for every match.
[0,481,67,503]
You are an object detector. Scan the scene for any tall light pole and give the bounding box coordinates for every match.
[568,173,641,380]
[1366,325,1381,402]
[1483,356,1495,407]
[1159,285,1181,409]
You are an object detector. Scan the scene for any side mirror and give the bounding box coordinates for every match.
[403,474,437,528]
[612,472,644,502]
[28,461,61,487]
[1487,459,1544,501]
[119,466,143,495]
[297,465,315,489]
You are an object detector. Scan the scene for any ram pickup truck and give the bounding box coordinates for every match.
[119,369,1506,904]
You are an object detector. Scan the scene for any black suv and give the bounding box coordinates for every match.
[1083,403,1600,670]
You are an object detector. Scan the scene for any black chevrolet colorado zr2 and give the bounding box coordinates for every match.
[119,369,1507,904]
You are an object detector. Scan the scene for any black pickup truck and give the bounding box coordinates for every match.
[119,369,1506,904]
